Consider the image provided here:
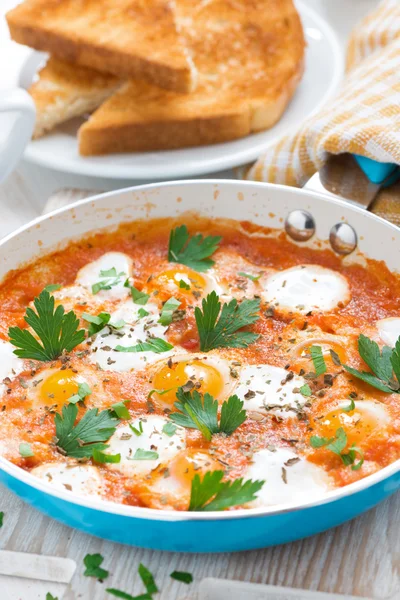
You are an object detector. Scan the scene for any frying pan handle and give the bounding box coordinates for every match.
[0,88,35,183]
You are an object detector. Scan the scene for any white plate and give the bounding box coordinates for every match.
[20,2,343,181]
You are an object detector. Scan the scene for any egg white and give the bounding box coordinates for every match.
[245,447,331,507]
[376,317,400,348]
[234,364,308,419]
[31,462,104,497]
[76,251,133,301]
[88,300,174,372]
[262,265,351,314]
[0,339,24,397]
[104,415,186,475]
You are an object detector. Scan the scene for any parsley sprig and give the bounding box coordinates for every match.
[310,426,364,470]
[195,291,260,352]
[54,403,119,459]
[344,334,400,393]
[189,470,264,511]
[168,225,221,272]
[8,289,85,361]
[170,388,246,441]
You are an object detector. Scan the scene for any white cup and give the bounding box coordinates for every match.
[0,88,35,183]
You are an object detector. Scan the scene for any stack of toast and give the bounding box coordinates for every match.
[7,0,305,156]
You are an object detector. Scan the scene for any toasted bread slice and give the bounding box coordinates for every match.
[79,0,305,155]
[29,57,121,138]
[7,0,195,93]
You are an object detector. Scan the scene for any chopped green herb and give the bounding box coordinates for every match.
[129,421,143,436]
[8,289,86,362]
[83,553,109,580]
[342,399,355,412]
[68,382,92,404]
[46,594,58,600]
[19,442,34,458]
[170,570,193,584]
[159,297,182,326]
[106,590,151,600]
[111,400,130,420]
[138,308,149,318]
[92,449,121,464]
[170,389,246,441]
[92,268,126,295]
[115,338,173,354]
[299,384,312,397]
[162,422,178,437]
[132,449,159,460]
[54,403,119,459]
[310,345,327,376]
[43,284,62,293]
[310,427,364,470]
[344,334,400,393]
[195,291,260,352]
[189,470,264,511]
[0,512,3,527]
[147,388,173,400]
[83,312,111,336]
[179,279,190,290]
[168,225,222,272]
[138,563,158,595]
[237,272,261,282]
[124,280,149,305]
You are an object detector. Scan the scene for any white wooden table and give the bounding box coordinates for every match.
[2,2,396,599]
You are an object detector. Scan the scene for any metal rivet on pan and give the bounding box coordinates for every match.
[329,223,358,255]
[285,210,316,241]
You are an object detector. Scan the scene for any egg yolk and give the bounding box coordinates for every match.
[311,404,378,446]
[292,339,346,374]
[152,267,207,296]
[169,451,220,489]
[39,369,80,407]
[152,359,225,405]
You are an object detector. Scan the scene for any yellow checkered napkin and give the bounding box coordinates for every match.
[245,0,400,188]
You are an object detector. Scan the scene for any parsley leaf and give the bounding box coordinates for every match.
[237,272,261,282]
[83,312,111,336]
[46,594,58,600]
[111,400,130,420]
[159,297,181,326]
[8,289,86,361]
[170,388,246,441]
[168,225,221,272]
[310,345,327,376]
[54,404,119,459]
[115,338,173,353]
[106,590,151,600]
[138,308,149,318]
[83,553,109,580]
[189,470,264,511]
[0,512,3,527]
[310,427,364,470]
[92,449,121,464]
[19,442,34,457]
[124,280,150,305]
[132,449,159,460]
[138,564,158,595]
[195,291,260,352]
[299,384,312,397]
[343,399,355,412]
[162,422,177,437]
[343,334,398,393]
[92,268,126,294]
[43,283,61,293]
[68,382,92,404]
[170,571,193,584]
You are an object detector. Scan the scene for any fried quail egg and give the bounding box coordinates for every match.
[245,447,331,507]
[104,415,186,475]
[262,265,351,314]
[31,462,103,497]
[234,364,308,418]
[88,300,174,372]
